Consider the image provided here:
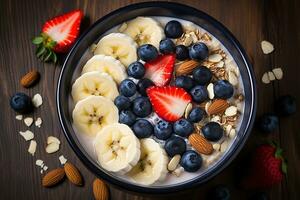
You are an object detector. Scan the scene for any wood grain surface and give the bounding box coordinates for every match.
[0,0,299,199]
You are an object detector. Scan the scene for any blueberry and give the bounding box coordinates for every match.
[137,78,155,96]
[249,192,268,200]
[154,120,173,140]
[210,185,230,200]
[174,75,194,91]
[132,97,152,117]
[127,61,145,79]
[132,119,153,138]
[190,85,208,103]
[189,42,209,61]
[137,44,158,62]
[159,38,176,54]
[275,95,297,116]
[176,45,189,61]
[258,113,279,133]
[164,136,186,157]
[173,119,194,137]
[10,93,33,113]
[119,110,136,126]
[202,122,223,141]
[188,107,205,123]
[180,150,202,172]
[193,66,212,85]
[119,79,136,97]
[164,20,183,38]
[214,80,234,99]
[114,95,131,111]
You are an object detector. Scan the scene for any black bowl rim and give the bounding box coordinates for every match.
[57,1,257,194]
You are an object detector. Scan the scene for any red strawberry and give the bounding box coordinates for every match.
[32,9,83,63]
[147,86,192,122]
[144,54,175,86]
[241,143,287,189]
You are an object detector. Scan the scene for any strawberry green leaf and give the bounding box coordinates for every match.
[275,148,283,158]
[52,52,58,64]
[44,51,53,62]
[32,36,44,45]
[36,46,46,58]
[282,161,288,174]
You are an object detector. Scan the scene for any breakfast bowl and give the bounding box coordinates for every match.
[57,2,256,193]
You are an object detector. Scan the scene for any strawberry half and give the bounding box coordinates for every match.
[144,54,175,86]
[32,9,83,63]
[147,86,192,122]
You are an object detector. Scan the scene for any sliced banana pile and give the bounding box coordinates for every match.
[94,33,137,67]
[127,138,169,185]
[71,71,119,103]
[72,96,119,137]
[121,17,165,49]
[94,123,141,174]
[82,54,127,84]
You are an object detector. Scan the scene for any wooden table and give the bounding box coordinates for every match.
[0,0,299,199]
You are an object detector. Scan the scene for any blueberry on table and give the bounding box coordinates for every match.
[132,97,152,117]
[127,61,145,79]
[164,20,183,38]
[10,93,33,114]
[119,110,136,126]
[176,45,189,61]
[275,95,297,116]
[189,42,209,61]
[154,120,173,140]
[210,185,231,200]
[173,119,194,137]
[159,38,176,54]
[164,136,186,157]
[213,80,234,99]
[188,107,205,123]
[137,44,158,62]
[137,78,154,96]
[258,113,279,133]
[193,66,212,85]
[180,150,202,172]
[119,79,136,97]
[175,75,194,91]
[132,119,153,138]
[202,122,223,141]
[190,85,208,103]
[114,95,131,111]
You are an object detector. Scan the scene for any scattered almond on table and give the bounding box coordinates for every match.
[20,70,40,88]
[42,168,65,187]
[64,162,83,186]
[93,178,109,200]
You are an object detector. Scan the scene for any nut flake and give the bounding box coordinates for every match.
[229,129,236,138]
[36,159,44,167]
[167,155,181,171]
[24,117,33,127]
[59,155,68,165]
[208,54,222,63]
[211,115,221,122]
[184,103,193,119]
[225,106,238,117]
[32,93,43,108]
[118,22,127,32]
[15,115,23,120]
[228,71,238,86]
[47,136,61,145]
[272,68,283,80]
[268,71,276,81]
[172,166,184,177]
[43,165,48,171]
[215,61,224,68]
[261,40,274,54]
[262,72,270,84]
[220,141,228,153]
[213,143,221,151]
[35,117,42,128]
[19,130,34,141]
[46,143,60,154]
[28,140,37,156]
[207,83,214,99]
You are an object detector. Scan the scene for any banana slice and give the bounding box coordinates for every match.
[94,33,137,67]
[128,138,169,185]
[72,96,118,137]
[94,123,141,174]
[121,17,165,49]
[82,54,127,84]
[71,72,119,103]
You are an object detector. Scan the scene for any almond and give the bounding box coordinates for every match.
[42,168,65,187]
[64,162,83,186]
[176,60,199,76]
[93,178,109,200]
[20,70,40,88]
[207,99,229,115]
[188,133,213,155]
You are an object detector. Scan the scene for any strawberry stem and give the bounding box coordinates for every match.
[32,33,58,64]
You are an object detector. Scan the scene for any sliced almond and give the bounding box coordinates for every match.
[35,117,42,128]
[225,124,233,136]
[207,99,229,115]
[184,103,193,119]
[183,36,193,46]
[268,71,276,81]
[261,40,274,54]
[225,106,238,116]
[59,155,68,165]
[215,61,224,68]
[172,167,184,177]
[229,128,236,138]
[36,159,44,167]
[220,141,229,153]
[207,83,214,99]
[189,32,198,43]
[167,155,181,171]
[212,143,221,151]
[47,136,61,145]
[211,115,221,122]
[32,93,43,108]
[176,60,199,76]
[228,71,238,86]
[205,101,212,113]
[24,117,33,127]
[28,140,37,156]
[16,115,23,120]
[208,54,222,63]
[46,142,60,154]
[262,72,270,84]
[272,68,283,80]
[19,130,34,141]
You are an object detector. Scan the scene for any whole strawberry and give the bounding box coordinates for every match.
[242,143,287,189]
[32,9,83,63]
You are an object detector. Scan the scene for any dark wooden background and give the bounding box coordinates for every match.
[0,0,299,199]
